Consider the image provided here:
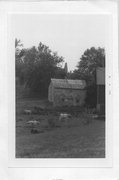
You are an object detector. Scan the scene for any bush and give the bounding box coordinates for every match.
[85,84,97,108]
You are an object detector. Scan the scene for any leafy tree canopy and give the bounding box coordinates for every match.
[15,39,66,97]
[68,47,105,108]
[71,47,105,84]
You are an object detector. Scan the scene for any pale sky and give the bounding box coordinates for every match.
[12,14,108,71]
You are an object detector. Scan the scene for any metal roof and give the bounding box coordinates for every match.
[51,78,86,89]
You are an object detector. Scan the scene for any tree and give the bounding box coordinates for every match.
[15,41,65,97]
[72,47,105,83]
[23,43,65,96]
[72,47,105,108]
[15,39,25,82]
[15,38,23,58]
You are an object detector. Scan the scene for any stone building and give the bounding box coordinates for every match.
[48,78,86,107]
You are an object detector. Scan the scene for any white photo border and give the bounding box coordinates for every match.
[5,1,118,168]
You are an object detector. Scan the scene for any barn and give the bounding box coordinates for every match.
[96,67,105,114]
[48,78,86,107]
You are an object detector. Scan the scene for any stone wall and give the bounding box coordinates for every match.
[53,88,86,107]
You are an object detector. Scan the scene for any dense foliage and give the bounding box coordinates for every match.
[69,47,105,83]
[15,39,66,97]
[69,47,105,108]
[16,39,105,108]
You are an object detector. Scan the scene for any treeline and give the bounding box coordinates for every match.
[15,39,66,98]
[16,39,105,107]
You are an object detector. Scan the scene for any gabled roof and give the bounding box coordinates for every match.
[51,78,86,89]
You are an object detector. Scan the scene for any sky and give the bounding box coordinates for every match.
[12,14,108,71]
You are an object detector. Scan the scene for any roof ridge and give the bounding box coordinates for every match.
[50,78,86,89]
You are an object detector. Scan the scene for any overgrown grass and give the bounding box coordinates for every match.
[16,98,105,158]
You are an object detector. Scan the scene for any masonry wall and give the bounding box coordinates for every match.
[53,88,86,107]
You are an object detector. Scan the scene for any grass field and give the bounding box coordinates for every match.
[16,98,105,158]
